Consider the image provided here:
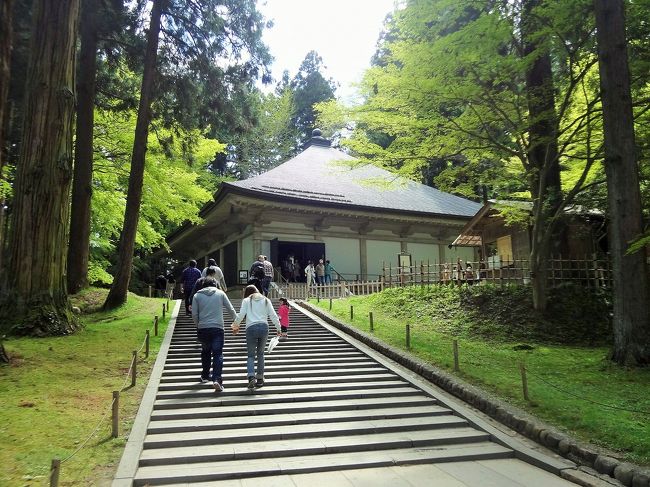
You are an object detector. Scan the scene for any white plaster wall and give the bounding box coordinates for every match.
[261,240,271,260]
[443,245,476,264]
[322,237,360,277]
[366,240,402,277]
[406,242,441,265]
[241,236,254,271]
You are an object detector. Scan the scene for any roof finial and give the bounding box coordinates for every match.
[308,128,331,147]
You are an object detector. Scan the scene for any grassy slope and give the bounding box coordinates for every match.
[312,284,650,466]
[0,288,170,486]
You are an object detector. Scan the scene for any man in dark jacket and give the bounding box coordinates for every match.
[181,260,202,315]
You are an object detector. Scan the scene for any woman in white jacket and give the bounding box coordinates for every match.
[232,285,281,390]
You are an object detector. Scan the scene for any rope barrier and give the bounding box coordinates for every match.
[60,397,115,464]
[380,320,650,417]
[524,367,650,416]
[49,309,167,484]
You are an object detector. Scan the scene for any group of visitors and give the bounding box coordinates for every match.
[180,259,228,315]
[283,256,335,285]
[186,261,292,393]
[441,258,479,285]
[304,258,334,286]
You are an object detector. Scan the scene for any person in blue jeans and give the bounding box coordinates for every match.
[191,278,237,392]
[231,285,281,390]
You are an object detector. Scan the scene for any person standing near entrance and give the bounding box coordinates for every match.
[231,285,281,390]
[324,260,334,284]
[181,260,202,315]
[262,256,274,296]
[304,260,316,286]
[191,277,237,392]
[315,259,325,285]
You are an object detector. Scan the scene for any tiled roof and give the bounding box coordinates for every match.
[226,145,481,218]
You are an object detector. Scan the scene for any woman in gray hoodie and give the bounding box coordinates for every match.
[191,278,237,392]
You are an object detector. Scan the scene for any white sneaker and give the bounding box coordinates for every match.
[200,377,209,384]
[213,382,224,392]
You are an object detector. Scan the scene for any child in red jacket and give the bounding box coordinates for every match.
[278,298,291,339]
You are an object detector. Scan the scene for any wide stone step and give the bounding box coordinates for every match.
[155,379,410,400]
[153,386,425,409]
[146,405,453,434]
[133,443,513,486]
[149,396,440,421]
[160,366,389,382]
[139,427,491,466]
[158,373,401,391]
[142,415,469,449]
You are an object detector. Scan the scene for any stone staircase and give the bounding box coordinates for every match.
[127,300,515,486]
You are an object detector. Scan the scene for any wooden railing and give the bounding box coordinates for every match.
[270,280,386,300]
[266,255,615,300]
[382,255,613,288]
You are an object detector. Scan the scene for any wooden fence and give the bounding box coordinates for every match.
[270,280,385,300]
[381,255,612,289]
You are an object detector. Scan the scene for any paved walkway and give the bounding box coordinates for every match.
[112,300,584,486]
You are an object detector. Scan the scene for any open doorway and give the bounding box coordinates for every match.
[276,241,325,282]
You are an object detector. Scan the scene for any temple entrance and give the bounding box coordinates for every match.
[223,241,238,287]
[275,241,325,282]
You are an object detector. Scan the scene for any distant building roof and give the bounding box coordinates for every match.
[225,131,481,218]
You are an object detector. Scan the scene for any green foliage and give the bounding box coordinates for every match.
[313,288,650,465]
[91,107,220,272]
[0,289,170,485]
[364,283,611,344]
[230,87,299,177]
[290,51,337,148]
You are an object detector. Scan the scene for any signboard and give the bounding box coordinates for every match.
[239,270,248,284]
[398,253,412,268]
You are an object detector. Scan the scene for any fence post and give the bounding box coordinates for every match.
[50,459,61,487]
[162,302,166,318]
[154,315,159,336]
[350,305,354,320]
[145,330,150,359]
[148,285,152,298]
[111,391,120,438]
[519,362,529,401]
[369,311,374,331]
[453,340,459,372]
[329,298,332,310]
[131,351,137,387]
[406,324,411,350]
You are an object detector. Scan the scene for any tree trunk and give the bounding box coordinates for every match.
[594,0,650,365]
[0,0,13,274]
[521,0,563,311]
[103,0,165,310]
[0,0,80,336]
[67,0,99,294]
[0,340,9,363]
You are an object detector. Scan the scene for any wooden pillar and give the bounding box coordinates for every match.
[359,238,367,281]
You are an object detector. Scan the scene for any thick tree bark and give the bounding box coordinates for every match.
[594,0,650,365]
[522,0,563,311]
[103,0,165,310]
[0,340,9,363]
[0,0,80,335]
[67,0,99,294]
[0,0,13,274]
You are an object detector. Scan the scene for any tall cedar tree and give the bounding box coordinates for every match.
[0,0,13,275]
[593,0,650,365]
[0,0,80,335]
[521,0,564,310]
[67,0,100,294]
[103,0,165,310]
